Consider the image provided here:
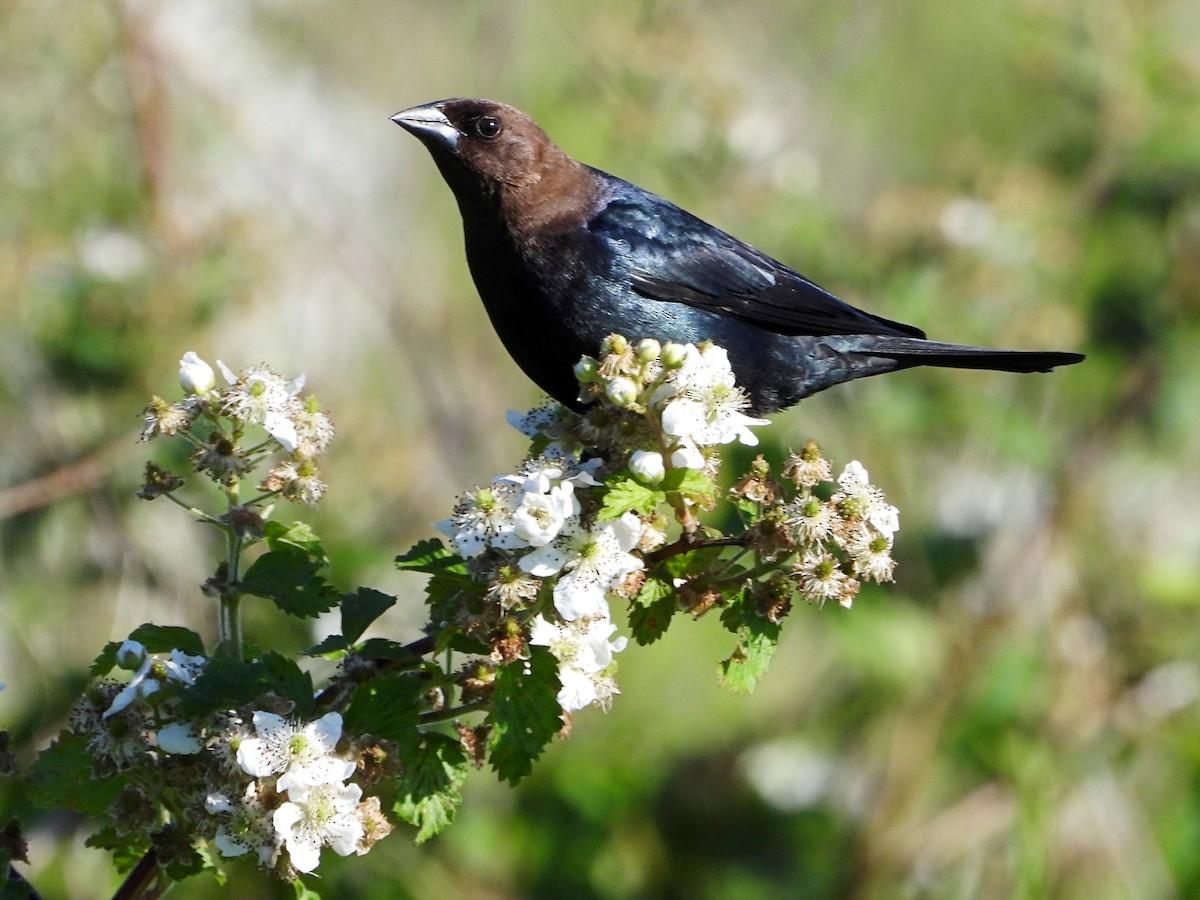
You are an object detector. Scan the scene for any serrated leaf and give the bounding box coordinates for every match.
[28,731,123,815]
[304,633,348,656]
[92,624,206,676]
[393,733,469,843]
[633,575,673,608]
[629,591,676,645]
[355,637,424,664]
[239,545,338,618]
[341,587,397,644]
[179,652,314,718]
[262,520,326,558]
[395,538,467,576]
[487,648,562,785]
[597,478,663,521]
[342,670,424,744]
[716,597,780,694]
[662,467,716,499]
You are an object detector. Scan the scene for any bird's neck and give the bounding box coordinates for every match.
[498,157,602,245]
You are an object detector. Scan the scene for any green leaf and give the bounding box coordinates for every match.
[629,591,676,645]
[487,648,562,785]
[717,596,781,694]
[262,520,326,558]
[27,731,123,815]
[180,652,315,718]
[355,637,425,664]
[341,587,397,644]
[395,539,467,576]
[91,624,206,676]
[304,633,348,656]
[240,545,338,618]
[633,575,673,608]
[393,733,469,843]
[342,670,424,744]
[597,477,664,521]
[662,467,716,500]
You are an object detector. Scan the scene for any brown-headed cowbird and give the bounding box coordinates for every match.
[392,98,1083,414]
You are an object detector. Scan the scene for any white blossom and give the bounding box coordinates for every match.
[273,781,364,874]
[156,722,203,754]
[218,362,305,452]
[834,461,899,539]
[512,482,578,547]
[529,614,628,711]
[658,345,769,447]
[519,512,644,620]
[207,782,279,866]
[236,711,354,792]
[435,482,525,557]
[103,649,205,719]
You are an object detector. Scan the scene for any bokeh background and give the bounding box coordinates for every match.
[2,1,1199,897]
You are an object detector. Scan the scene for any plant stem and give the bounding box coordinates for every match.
[218,480,244,659]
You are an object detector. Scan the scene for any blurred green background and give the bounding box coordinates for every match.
[2,0,1199,897]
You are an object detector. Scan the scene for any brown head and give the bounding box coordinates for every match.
[391,98,601,239]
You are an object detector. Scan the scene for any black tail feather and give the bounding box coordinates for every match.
[862,336,1085,374]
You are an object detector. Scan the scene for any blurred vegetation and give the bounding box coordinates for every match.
[2,0,1199,897]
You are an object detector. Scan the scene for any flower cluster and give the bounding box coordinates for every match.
[432,335,896,715]
[770,446,899,609]
[140,352,333,506]
[68,641,391,877]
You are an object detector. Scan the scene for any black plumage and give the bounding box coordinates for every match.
[392,98,1083,414]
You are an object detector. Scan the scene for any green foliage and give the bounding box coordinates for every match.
[487,649,563,785]
[27,732,123,816]
[180,653,315,718]
[240,544,339,619]
[393,734,470,843]
[717,593,782,694]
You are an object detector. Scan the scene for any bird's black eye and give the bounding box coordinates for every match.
[473,116,502,139]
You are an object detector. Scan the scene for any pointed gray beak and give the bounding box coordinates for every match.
[391,103,460,150]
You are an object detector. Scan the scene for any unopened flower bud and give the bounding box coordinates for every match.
[573,356,599,383]
[605,376,639,408]
[660,342,687,368]
[635,338,661,362]
[604,334,629,356]
[178,352,215,395]
[629,449,665,483]
[115,640,146,670]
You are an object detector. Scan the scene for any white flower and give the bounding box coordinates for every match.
[179,351,216,395]
[435,482,525,557]
[208,782,279,866]
[506,402,563,438]
[794,550,855,607]
[236,711,355,791]
[843,521,896,582]
[157,722,203,754]
[161,649,206,685]
[218,363,305,452]
[103,649,205,720]
[273,781,364,874]
[529,614,628,711]
[786,495,838,544]
[512,483,578,547]
[519,513,644,620]
[629,449,665,483]
[658,345,769,447]
[834,461,899,539]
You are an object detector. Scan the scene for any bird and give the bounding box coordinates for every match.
[391,98,1083,414]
